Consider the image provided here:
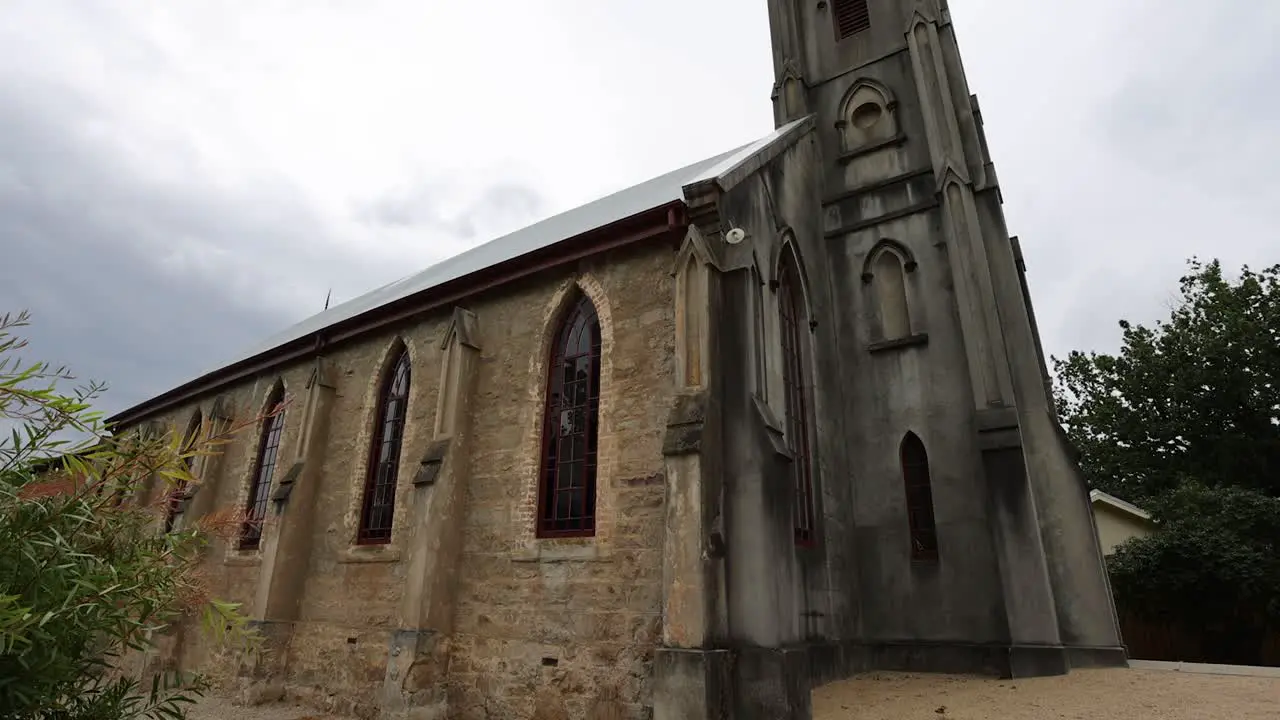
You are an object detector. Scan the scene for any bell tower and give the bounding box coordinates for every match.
[765,0,1127,682]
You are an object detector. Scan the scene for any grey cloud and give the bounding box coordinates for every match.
[1008,2,1280,365]
[0,84,291,413]
[0,77,546,419]
[0,79,378,416]
[1098,4,1280,193]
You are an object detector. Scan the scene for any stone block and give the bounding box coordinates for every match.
[1065,644,1129,670]
[651,648,731,720]
[1007,645,1069,678]
[733,647,811,720]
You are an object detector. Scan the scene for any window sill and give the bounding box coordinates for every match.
[224,553,262,567]
[752,395,792,461]
[868,333,929,354]
[513,542,610,564]
[836,131,908,165]
[338,546,402,564]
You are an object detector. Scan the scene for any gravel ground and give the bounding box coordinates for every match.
[813,668,1280,720]
[187,667,1279,719]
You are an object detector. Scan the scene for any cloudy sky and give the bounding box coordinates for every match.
[1,0,1277,418]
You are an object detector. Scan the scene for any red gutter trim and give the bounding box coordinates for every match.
[108,201,689,428]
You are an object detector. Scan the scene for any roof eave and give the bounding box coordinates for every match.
[1088,489,1154,522]
[107,200,688,429]
[682,115,815,200]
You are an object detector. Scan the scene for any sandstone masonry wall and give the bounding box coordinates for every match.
[130,240,675,719]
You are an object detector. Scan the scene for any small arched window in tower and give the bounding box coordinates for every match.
[832,0,871,39]
[872,248,911,340]
[240,384,286,549]
[537,294,602,538]
[901,432,939,561]
[778,258,817,545]
[358,346,411,544]
[164,412,202,533]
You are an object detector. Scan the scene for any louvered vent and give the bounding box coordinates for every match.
[833,0,871,39]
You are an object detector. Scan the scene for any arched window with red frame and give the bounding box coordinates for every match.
[778,256,817,545]
[901,431,939,561]
[240,383,286,549]
[537,294,601,538]
[357,346,411,544]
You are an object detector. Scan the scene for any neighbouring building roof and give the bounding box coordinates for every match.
[1089,489,1153,522]
[110,118,812,427]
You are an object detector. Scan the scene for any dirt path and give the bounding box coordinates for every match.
[188,667,1279,719]
[813,668,1280,720]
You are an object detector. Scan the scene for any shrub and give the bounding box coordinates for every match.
[0,311,258,719]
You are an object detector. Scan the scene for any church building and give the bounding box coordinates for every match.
[110,0,1127,717]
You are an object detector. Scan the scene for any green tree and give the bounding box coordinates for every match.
[1053,258,1280,506]
[0,311,257,719]
[1054,258,1280,665]
[1106,483,1280,664]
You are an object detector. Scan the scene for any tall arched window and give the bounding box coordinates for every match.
[537,294,601,538]
[240,384,286,549]
[778,257,817,545]
[164,411,202,533]
[358,346,411,544]
[901,432,939,561]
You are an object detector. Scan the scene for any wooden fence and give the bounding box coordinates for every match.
[1120,613,1280,667]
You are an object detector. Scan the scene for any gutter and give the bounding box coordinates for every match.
[108,201,689,428]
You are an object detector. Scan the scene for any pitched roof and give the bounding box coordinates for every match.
[110,117,812,426]
[1089,489,1153,522]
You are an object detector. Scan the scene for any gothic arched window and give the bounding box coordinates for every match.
[358,346,411,544]
[164,411,202,533]
[537,294,601,538]
[901,432,939,561]
[778,257,817,545]
[240,384,286,549]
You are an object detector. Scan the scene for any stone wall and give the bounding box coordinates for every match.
[128,239,677,719]
[446,245,673,720]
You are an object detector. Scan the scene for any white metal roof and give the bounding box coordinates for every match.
[217,119,808,373]
[1089,489,1153,521]
[113,118,812,423]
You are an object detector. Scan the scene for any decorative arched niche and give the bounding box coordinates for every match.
[861,239,926,350]
[674,226,713,391]
[835,78,899,154]
[772,60,808,124]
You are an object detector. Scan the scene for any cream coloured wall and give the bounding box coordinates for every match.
[1092,502,1154,556]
